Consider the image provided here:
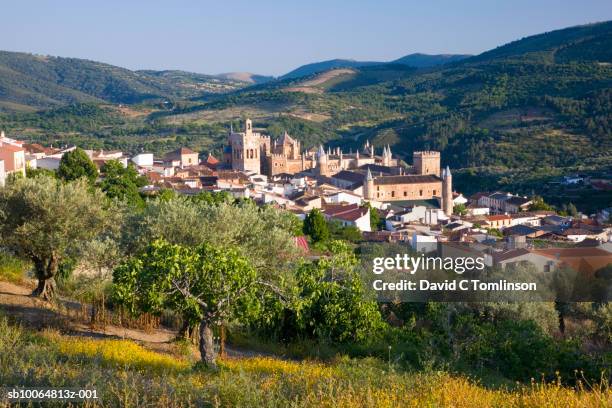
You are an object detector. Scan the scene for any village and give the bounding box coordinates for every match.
[1,119,611,274]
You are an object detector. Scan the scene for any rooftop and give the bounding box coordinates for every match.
[374,175,441,185]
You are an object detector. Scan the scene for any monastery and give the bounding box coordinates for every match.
[222,119,453,215]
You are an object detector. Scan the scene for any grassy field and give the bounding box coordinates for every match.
[0,315,610,408]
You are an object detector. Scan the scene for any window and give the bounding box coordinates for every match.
[419,189,423,196]
[391,191,395,197]
[404,191,407,197]
[433,190,437,195]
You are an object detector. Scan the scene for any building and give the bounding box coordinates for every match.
[485,214,512,229]
[164,147,199,168]
[0,141,26,178]
[86,149,129,168]
[131,153,154,167]
[323,203,371,232]
[478,192,531,214]
[362,155,453,215]
[223,119,398,177]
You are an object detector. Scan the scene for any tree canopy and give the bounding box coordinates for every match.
[113,239,257,366]
[0,176,112,299]
[57,147,98,184]
[303,208,329,243]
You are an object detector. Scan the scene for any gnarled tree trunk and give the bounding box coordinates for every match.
[32,277,57,301]
[177,321,197,343]
[199,319,217,367]
[32,256,59,301]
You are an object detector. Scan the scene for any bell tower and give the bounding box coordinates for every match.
[229,119,261,174]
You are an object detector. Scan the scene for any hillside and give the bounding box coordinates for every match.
[391,53,471,67]
[0,51,249,111]
[217,72,274,84]
[0,278,609,407]
[1,22,611,209]
[147,21,611,207]
[280,53,471,80]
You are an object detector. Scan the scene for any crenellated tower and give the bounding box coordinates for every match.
[413,151,441,177]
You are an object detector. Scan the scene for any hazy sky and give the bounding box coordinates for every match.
[1,0,610,76]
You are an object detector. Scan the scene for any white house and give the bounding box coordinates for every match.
[411,233,438,253]
[131,153,154,167]
[36,157,62,170]
[324,191,363,206]
[466,204,490,216]
[324,204,371,232]
[453,193,468,206]
[510,213,542,227]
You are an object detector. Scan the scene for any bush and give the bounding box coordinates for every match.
[0,251,30,284]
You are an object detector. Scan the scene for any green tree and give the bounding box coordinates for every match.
[57,148,98,184]
[529,196,554,212]
[99,160,146,207]
[303,208,329,243]
[566,203,578,217]
[293,240,383,342]
[327,220,362,243]
[26,166,56,179]
[190,190,233,206]
[453,203,467,216]
[113,239,257,367]
[0,176,112,299]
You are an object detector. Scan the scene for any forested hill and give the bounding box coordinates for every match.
[0,51,250,111]
[279,53,471,80]
[138,20,610,207]
[213,21,611,159]
[0,21,610,208]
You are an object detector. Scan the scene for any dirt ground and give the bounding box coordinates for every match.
[0,280,274,360]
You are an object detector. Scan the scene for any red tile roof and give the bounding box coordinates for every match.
[486,215,512,221]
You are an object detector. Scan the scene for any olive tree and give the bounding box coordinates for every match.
[121,197,301,340]
[130,197,300,275]
[113,239,256,367]
[0,176,111,300]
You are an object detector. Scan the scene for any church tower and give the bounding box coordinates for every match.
[442,166,453,216]
[229,119,261,174]
[364,167,374,200]
[413,151,441,177]
[316,145,330,177]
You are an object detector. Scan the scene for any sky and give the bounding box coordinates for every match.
[1,0,611,76]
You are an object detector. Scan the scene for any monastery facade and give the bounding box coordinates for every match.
[223,119,397,176]
[223,119,453,215]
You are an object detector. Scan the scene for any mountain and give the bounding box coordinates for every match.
[144,21,610,211]
[1,21,611,212]
[280,59,381,80]
[390,53,471,67]
[0,51,249,111]
[279,53,470,80]
[216,72,274,84]
[468,20,612,63]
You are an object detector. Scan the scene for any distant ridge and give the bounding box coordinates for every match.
[280,53,471,80]
[390,53,471,67]
[217,72,274,84]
